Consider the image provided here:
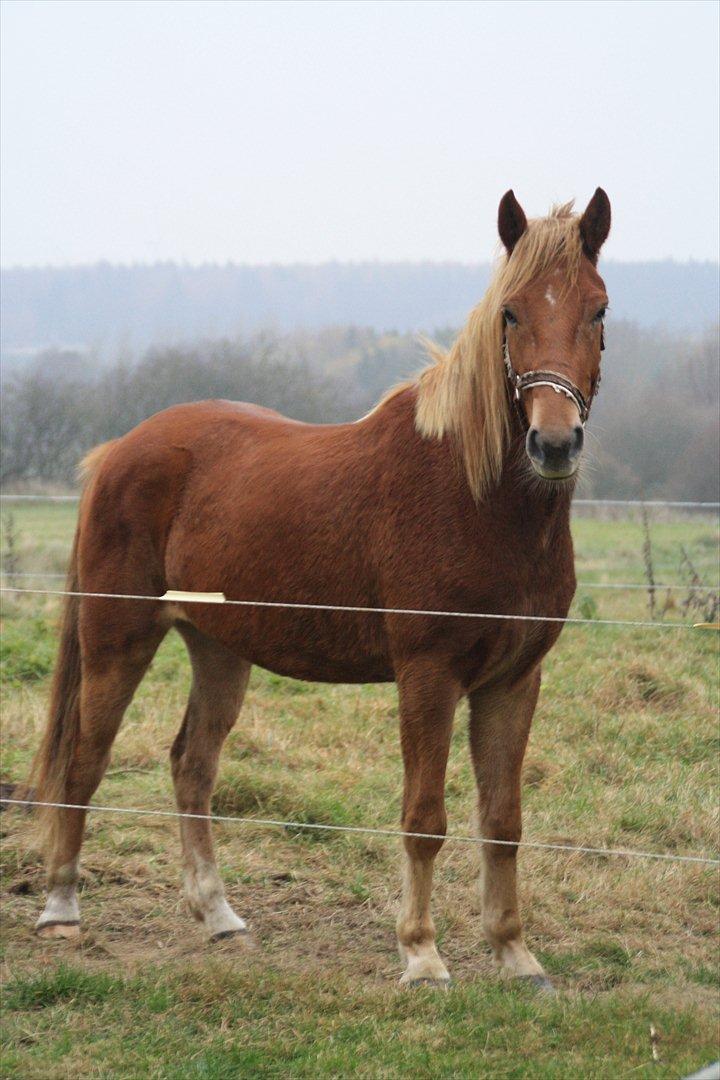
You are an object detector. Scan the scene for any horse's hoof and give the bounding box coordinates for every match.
[36,921,80,940]
[520,974,556,994]
[209,927,253,946]
[402,977,452,990]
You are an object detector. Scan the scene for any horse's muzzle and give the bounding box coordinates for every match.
[526,424,584,480]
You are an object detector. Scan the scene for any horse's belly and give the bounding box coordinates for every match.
[247,651,394,684]
[176,604,395,684]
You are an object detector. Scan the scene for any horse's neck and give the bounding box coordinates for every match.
[379,386,575,539]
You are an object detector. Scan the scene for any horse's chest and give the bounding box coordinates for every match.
[461,556,574,691]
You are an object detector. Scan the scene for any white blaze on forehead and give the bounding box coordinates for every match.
[544,287,556,306]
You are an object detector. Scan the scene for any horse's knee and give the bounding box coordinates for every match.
[481,810,521,856]
[403,799,447,859]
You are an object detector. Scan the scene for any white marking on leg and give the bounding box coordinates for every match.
[396,857,450,984]
[36,859,80,934]
[481,857,545,977]
[184,852,247,939]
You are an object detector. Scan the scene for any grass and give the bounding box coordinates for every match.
[1,503,719,1078]
[2,965,718,1079]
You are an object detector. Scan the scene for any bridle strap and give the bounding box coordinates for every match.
[503,340,597,427]
[514,370,589,424]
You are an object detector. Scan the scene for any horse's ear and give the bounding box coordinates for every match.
[498,190,528,255]
[579,187,611,262]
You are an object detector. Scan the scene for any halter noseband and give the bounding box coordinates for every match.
[503,339,601,428]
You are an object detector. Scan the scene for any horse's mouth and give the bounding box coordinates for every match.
[528,460,579,482]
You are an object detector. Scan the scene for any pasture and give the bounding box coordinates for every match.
[1,501,718,1078]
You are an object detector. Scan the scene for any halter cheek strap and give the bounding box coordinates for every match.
[503,340,599,427]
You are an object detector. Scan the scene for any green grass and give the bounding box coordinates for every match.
[0,612,57,684]
[2,964,719,1079]
[1,503,718,1078]
[2,965,124,1011]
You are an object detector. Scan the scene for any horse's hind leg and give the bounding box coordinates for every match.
[468,667,551,988]
[172,624,251,942]
[37,626,166,938]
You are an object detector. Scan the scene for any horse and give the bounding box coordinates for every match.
[31,188,611,990]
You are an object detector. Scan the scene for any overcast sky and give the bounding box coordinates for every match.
[1,0,718,266]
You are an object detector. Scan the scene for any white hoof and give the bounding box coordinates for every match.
[399,943,451,987]
[209,926,253,945]
[196,897,248,942]
[36,922,80,940]
[36,882,80,938]
[493,940,545,978]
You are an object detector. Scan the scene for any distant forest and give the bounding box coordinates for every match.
[2,320,718,501]
[1,260,718,359]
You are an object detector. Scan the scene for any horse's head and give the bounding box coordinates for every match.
[498,188,611,482]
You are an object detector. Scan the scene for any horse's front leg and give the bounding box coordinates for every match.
[395,658,460,987]
[468,667,553,988]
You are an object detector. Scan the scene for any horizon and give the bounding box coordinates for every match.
[3,254,719,272]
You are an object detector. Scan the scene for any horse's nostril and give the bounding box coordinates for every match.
[526,427,543,461]
[571,425,584,456]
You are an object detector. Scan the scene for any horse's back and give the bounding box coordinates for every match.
[83,398,362,510]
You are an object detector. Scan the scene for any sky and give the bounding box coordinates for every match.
[1,0,718,266]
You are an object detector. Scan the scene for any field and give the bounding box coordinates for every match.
[1,502,719,1078]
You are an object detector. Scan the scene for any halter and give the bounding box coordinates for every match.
[503,335,603,428]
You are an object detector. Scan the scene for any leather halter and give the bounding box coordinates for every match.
[503,336,602,428]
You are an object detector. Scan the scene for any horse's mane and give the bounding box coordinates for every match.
[380,202,584,500]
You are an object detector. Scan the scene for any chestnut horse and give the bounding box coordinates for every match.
[32,189,611,989]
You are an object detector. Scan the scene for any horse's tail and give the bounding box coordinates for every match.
[30,440,117,854]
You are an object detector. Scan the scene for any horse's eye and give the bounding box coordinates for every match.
[503,308,518,327]
[593,307,607,323]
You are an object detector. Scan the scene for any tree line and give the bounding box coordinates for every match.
[1,322,717,501]
[2,260,718,358]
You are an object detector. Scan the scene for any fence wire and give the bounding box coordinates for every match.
[2,584,713,630]
[2,798,718,866]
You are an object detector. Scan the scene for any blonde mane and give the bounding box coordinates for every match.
[409,202,584,500]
